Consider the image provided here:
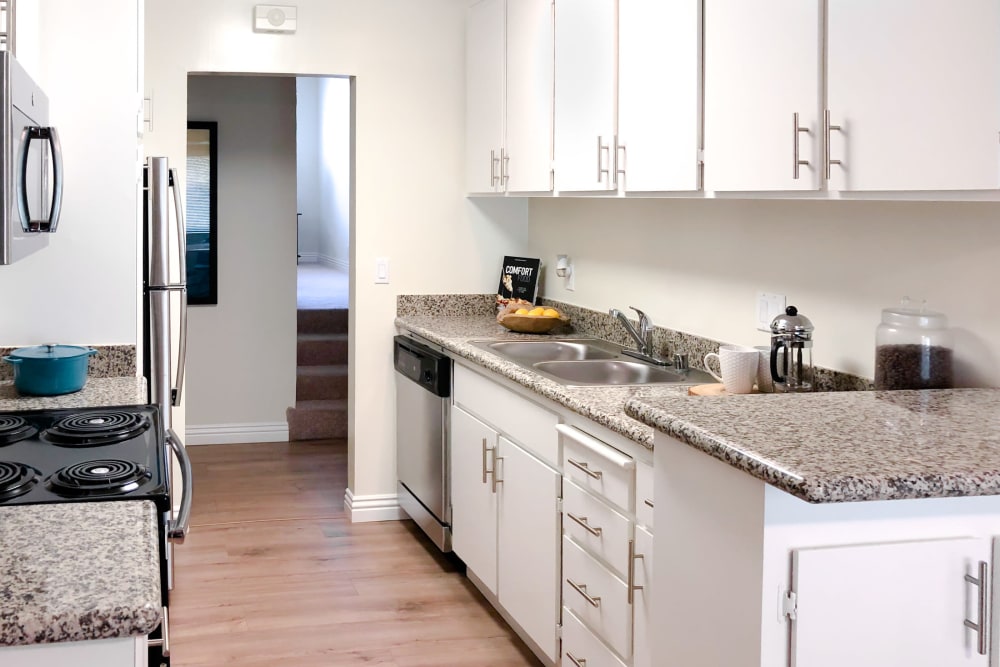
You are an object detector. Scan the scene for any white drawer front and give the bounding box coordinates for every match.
[559,424,634,512]
[635,460,654,529]
[563,480,631,578]
[562,535,631,659]
[454,363,559,466]
[561,608,627,667]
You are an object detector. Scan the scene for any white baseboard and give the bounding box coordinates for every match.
[344,488,406,523]
[318,254,349,272]
[185,421,289,445]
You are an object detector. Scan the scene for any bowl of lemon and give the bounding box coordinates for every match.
[499,305,570,334]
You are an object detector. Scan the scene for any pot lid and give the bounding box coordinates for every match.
[770,306,815,335]
[9,344,96,360]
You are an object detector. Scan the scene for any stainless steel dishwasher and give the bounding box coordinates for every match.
[394,335,451,551]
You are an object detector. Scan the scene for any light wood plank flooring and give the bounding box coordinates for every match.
[171,440,542,666]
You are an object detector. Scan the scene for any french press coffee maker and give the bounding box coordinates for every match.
[769,306,814,392]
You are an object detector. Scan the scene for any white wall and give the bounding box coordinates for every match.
[144,0,530,504]
[529,198,1000,387]
[0,0,138,347]
[295,77,321,259]
[185,75,298,430]
[316,77,351,269]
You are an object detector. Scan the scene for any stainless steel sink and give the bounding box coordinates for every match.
[533,360,702,386]
[485,339,618,362]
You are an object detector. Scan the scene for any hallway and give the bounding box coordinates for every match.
[298,263,349,310]
[169,441,541,666]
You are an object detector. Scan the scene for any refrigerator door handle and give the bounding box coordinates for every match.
[166,428,192,543]
[16,126,63,232]
[168,168,187,406]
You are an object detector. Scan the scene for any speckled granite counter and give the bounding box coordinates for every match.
[0,501,162,646]
[396,314,690,448]
[0,377,146,412]
[625,389,1000,504]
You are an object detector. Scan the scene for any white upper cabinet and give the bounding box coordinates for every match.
[617,0,701,192]
[466,0,506,194]
[505,0,554,192]
[703,0,822,191]
[554,0,617,192]
[826,0,1000,191]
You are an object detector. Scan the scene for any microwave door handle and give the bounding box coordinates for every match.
[168,167,187,406]
[15,127,63,233]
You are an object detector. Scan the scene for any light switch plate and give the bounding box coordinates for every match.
[756,292,786,332]
[375,257,390,284]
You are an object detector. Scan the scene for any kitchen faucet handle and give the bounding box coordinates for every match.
[629,306,652,332]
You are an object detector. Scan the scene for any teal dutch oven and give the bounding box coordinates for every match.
[3,344,97,396]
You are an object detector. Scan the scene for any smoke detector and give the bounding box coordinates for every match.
[254,5,297,34]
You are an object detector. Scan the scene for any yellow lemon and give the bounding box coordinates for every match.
[542,308,560,318]
[528,307,545,316]
[515,308,529,315]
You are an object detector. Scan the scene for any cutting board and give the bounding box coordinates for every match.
[688,384,761,396]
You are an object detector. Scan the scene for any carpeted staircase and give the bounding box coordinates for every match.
[287,309,348,441]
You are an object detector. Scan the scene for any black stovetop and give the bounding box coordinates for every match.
[0,404,169,511]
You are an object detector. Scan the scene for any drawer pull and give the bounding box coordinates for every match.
[567,652,587,667]
[481,437,489,484]
[567,458,603,480]
[643,499,654,509]
[567,578,601,608]
[567,512,603,537]
[628,538,645,605]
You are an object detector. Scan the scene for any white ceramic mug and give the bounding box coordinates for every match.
[754,345,774,393]
[704,345,760,394]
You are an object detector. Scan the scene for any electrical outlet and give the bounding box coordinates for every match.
[756,292,786,332]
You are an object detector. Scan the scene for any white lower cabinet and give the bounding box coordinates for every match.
[451,364,561,663]
[562,609,627,667]
[632,525,654,667]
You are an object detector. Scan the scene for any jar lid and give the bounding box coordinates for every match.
[770,306,814,334]
[881,299,948,329]
[8,344,95,361]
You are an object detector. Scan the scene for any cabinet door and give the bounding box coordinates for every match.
[553,0,617,192]
[633,525,654,667]
[791,538,991,666]
[827,0,1000,191]
[466,0,505,194]
[450,406,499,594]
[617,0,699,192]
[505,0,554,193]
[703,0,821,191]
[497,436,561,662]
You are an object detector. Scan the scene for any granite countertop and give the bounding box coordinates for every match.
[396,314,691,449]
[398,313,1000,505]
[625,389,1000,504]
[0,377,147,412]
[0,501,162,647]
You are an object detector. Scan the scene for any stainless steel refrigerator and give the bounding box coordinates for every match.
[142,156,192,590]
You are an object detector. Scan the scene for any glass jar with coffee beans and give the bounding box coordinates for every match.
[874,299,953,390]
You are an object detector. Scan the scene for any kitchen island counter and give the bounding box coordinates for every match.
[0,377,147,411]
[0,500,162,647]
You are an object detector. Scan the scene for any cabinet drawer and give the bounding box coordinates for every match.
[559,424,634,512]
[563,480,631,578]
[454,363,559,466]
[635,460,654,529]
[562,535,631,659]
[561,608,627,667]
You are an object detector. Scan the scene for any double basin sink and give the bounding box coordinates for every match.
[472,338,716,387]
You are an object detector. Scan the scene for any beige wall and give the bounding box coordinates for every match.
[145,0,530,502]
[185,75,298,430]
[529,197,1000,387]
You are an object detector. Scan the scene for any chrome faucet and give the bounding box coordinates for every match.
[610,306,669,365]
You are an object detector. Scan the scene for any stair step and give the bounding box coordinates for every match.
[297,333,348,366]
[297,364,348,401]
[297,308,348,335]
[287,399,348,441]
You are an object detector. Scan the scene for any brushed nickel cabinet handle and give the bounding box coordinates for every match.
[490,149,500,188]
[568,458,603,480]
[567,578,601,607]
[824,109,842,180]
[567,512,602,537]
[491,449,503,494]
[500,148,509,187]
[628,538,645,605]
[597,135,610,184]
[792,112,810,179]
[567,652,587,667]
[481,437,489,484]
[964,560,989,655]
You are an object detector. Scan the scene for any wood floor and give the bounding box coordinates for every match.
[170,440,542,666]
